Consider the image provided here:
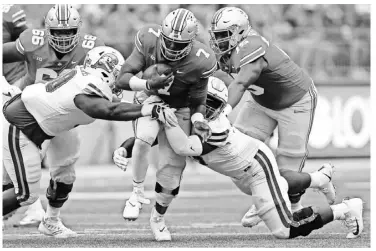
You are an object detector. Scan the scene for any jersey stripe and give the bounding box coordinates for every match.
[12,10,24,18]
[134,31,143,54]
[15,39,25,55]
[255,149,292,227]
[201,63,217,78]
[85,83,109,100]
[239,49,266,68]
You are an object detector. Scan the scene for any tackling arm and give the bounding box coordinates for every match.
[3,42,24,63]
[165,125,203,157]
[225,58,265,114]
[74,94,145,121]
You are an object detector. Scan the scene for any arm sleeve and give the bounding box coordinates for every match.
[165,126,203,156]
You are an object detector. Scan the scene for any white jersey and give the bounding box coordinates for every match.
[200,113,262,180]
[21,66,113,136]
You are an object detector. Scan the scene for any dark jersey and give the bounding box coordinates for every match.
[14,28,105,88]
[2,4,27,84]
[133,24,217,108]
[224,29,312,110]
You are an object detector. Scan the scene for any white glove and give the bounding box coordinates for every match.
[141,104,178,127]
[2,76,21,97]
[112,147,129,171]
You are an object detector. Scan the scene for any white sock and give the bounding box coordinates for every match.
[291,201,303,213]
[309,171,329,188]
[26,198,43,212]
[330,203,349,220]
[46,204,60,218]
[152,206,163,218]
[133,180,144,194]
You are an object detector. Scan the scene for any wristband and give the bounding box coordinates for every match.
[129,76,148,91]
[191,112,204,124]
[223,104,233,116]
[141,104,153,116]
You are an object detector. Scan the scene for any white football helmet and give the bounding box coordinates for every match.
[83,46,125,92]
[45,4,82,53]
[206,76,228,121]
[209,7,250,55]
[160,8,198,61]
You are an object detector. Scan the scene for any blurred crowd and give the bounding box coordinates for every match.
[20,4,370,81]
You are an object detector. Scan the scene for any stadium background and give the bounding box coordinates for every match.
[3,4,371,248]
[18,4,371,165]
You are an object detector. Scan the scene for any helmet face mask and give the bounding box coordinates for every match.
[83,46,125,94]
[209,7,250,56]
[205,77,228,121]
[45,4,82,54]
[160,8,198,61]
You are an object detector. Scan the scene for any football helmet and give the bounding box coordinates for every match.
[160,8,198,61]
[45,4,82,53]
[206,76,228,121]
[83,46,125,92]
[209,7,250,55]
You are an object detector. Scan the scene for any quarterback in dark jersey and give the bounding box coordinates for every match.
[209,7,331,228]
[2,4,105,236]
[115,8,217,241]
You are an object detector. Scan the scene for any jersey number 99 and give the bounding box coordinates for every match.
[32,29,44,46]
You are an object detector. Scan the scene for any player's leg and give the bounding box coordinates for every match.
[150,107,191,241]
[122,116,160,221]
[273,85,325,211]
[38,130,79,238]
[233,96,277,228]
[3,124,42,218]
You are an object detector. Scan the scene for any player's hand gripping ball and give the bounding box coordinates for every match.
[142,63,174,91]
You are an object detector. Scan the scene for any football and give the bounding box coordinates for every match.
[141,63,172,80]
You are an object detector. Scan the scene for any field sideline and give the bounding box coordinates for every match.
[2,158,371,248]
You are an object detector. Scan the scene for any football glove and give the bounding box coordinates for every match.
[151,105,178,127]
[193,120,212,143]
[112,147,129,172]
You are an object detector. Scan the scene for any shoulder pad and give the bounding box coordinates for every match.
[78,33,105,52]
[236,34,269,68]
[190,42,217,78]
[134,24,161,55]
[80,73,113,101]
[17,28,47,55]
[3,5,26,27]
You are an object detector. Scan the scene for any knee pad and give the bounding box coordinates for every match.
[289,206,324,238]
[49,163,76,184]
[154,182,179,207]
[46,179,73,208]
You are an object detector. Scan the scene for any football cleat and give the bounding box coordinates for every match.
[38,216,77,238]
[317,163,336,205]
[149,207,171,241]
[241,204,262,228]
[343,198,364,239]
[123,191,150,221]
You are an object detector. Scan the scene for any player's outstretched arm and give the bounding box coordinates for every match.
[3,42,24,63]
[74,94,178,125]
[225,58,265,115]
[165,124,203,157]
[189,78,209,125]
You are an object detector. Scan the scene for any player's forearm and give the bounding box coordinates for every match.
[227,81,247,109]
[105,103,146,121]
[165,126,203,156]
[3,42,24,63]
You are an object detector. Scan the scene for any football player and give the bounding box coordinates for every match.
[2,46,176,238]
[115,77,363,240]
[209,7,332,227]
[2,4,106,227]
[114,8,217,241]
[2,3,29,228]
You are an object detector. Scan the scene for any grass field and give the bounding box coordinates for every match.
[2,158,371,248]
